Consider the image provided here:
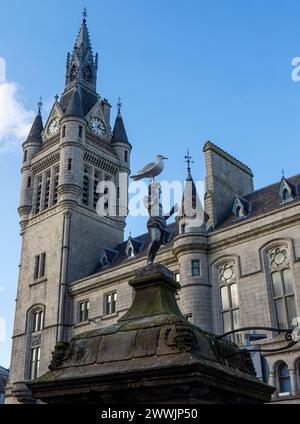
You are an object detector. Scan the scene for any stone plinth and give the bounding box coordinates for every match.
[28,264,274,404]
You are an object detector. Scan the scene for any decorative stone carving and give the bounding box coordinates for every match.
[268,245,289,269]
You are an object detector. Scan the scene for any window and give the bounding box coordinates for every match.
[27,176,31,188]
[272,269,296,328]
[43,171,51,210]
[78,301,89,322]
[35,175,43,214]
[93,171,100,209]
[70,65,78,82]
[82,167,90,206]
[68,158,72,171]
[33,310,44,332]
[104,292,117,315]
[235,205,244,219]
[219,262,241,344]
[175,273,180,283]
[29,346,40,380]
[34,253,46,280]
[78,125,83,138]
[282,189,289,202]
[128,247,134,258]
[28,306,44,380]
[278,362,291,394]
[83,65,93,83]
[124,150,128,162]
[23,150,27,162]
[191,260,200,277]
[62,125,66,138]
[268,246,296,328]
[52,166,59,205]
[181,224,186,234]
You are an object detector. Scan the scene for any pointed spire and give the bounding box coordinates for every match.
[65,85,84,117]
[111,98,129,143]
[184,149,194,181]
[178,151,198,218]
[25,99,43,144]
[74,8,92,54]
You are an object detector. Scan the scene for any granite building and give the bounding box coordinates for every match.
[5,13,300,403]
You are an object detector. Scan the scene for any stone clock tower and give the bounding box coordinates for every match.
[6,11,131,403]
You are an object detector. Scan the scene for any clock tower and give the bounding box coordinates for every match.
[6,10,131,402]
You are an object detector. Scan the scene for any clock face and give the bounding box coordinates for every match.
[89,117,106,136]
[48,117,60,136]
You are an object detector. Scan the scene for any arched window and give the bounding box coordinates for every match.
[219,262,241,345]
[27,306,44,380]
[282,188,289,202]
[70,65,78,82]
[82,166,90,206]
[235,206,241,218]
[82,65,93,83]
[268,246,296,329]
[128,247,134,258]
[278,362,291,394]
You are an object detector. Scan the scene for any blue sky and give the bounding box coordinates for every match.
[1,0,300,367]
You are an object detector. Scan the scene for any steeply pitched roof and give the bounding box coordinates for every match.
[24,111,43,144]
[64,87,84,117]
[61,87,98,116]
[92,221,179,274]
[111,110,129,144]
[218,174,300,229]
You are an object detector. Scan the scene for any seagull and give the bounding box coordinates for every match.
[130,155,168,181]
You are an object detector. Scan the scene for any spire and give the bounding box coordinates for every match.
[25,99,44,144]
[64,8,97,90]
[111,99,129,143]
[184,149,194,181]
[65,85,84,117]
[178,151,198,218]
[75,8,92,53]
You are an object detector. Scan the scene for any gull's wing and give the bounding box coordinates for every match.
[136,161,155,176]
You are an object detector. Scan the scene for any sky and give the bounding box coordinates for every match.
[1,0,300,368]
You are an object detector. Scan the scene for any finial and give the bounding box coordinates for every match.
[184,149,193,173]
[54,94,59,102]
[37,96,43,113]
[117,97,122,114]
[82,7,88,22]
[281,169,285,179]
[129,230,132,238]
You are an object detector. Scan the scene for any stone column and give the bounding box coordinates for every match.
[289,369,297,396]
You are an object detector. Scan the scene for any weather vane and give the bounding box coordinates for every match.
[117,97,122,112]
[184,149,193,172]
[82,7,88,21]
[38,96,43,113]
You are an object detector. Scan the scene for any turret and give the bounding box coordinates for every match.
[18,100,43,230]
[173,152,211,331]
[111,100,131,218]
[58,86,86,208]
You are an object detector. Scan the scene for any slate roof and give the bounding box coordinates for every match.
[60,87,98,116]
[218,174,300,229]
[64,87,84,117]
[93,221,179,274]
[24,111,43,144]
[111,110,130,144]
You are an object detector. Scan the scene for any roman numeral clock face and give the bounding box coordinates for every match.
[89,117,106,136]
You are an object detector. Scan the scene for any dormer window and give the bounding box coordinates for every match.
[279,178,294,203]
[232,196,250,220]
[125,237,143,259]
